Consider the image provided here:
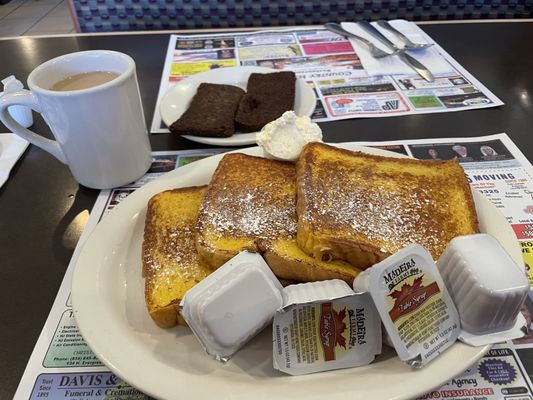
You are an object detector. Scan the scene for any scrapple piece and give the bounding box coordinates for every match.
[169,83,245,137]
[235,71,296,132]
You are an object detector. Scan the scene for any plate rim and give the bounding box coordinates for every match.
[159,66,317,146]
[72,144,520,400]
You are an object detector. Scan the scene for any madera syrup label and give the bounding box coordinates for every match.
[273,290,381,375]
[319,302,346,361]
[388,275,441,322]
[355,244,460,368]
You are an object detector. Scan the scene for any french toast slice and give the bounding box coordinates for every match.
[296,142,479,270]
[143,186,213,328]
[257,238,362,284]
[196,153,361,283]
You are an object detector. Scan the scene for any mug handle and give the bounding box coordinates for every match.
[0,89,67,163]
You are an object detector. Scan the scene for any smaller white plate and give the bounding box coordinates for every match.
[159,66,316,146]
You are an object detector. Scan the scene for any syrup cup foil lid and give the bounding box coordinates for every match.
[437,234,529,346]
[273,279,381,375]
[180,251,283,362]
[353,243,460,368]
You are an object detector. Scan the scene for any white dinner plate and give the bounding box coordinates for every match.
[72,145,522,400]
[159,66,316,146]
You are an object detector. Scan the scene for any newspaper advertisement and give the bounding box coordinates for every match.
[417,348,533,400]
[14,133,533,400]
[13,148,228,400]
[150,26,503,133]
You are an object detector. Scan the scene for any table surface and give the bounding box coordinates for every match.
[2,21,533,398]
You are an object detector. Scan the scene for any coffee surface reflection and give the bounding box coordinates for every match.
[50,71,120,91]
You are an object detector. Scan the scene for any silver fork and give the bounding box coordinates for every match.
[376,20,433,50]
[324,22,397,58]
[357,20,435,82]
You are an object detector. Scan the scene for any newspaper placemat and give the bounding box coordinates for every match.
[14,134,533,400]
[150,24,503,133]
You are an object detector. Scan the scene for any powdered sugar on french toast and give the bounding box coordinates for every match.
[202,185,297,238]
[197,154,298,246]
[298,143,478,262]
[311,183,444,254]
[145,225,207,283]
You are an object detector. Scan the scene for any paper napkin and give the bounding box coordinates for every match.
[341,19,455,77]
[0,133,29,188]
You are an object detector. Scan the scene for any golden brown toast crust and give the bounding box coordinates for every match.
[196,153,297,268]
[195,152,362,283]
[143,186,212,328]
[257,238,361,284]
[296,142,479,269]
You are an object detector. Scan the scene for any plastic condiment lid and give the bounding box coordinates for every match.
[192,267,282,350]
[180,251,283,361]
[437,234,529,343]
[282,279,354,306]
[2,75,24,92]
[354,243,460,368]
[0,76,34,128]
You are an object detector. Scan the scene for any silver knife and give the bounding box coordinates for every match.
[357,20,435,82]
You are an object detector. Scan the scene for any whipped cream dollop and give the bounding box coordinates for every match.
[257,111,322,161]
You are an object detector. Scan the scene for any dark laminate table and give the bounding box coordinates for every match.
[1,21,533,398]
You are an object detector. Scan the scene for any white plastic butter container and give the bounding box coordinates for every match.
[273,280,381,375]
[282,278,354,305]
[353,243,460,368]
[180,251,283,361]
[437,234,529,341]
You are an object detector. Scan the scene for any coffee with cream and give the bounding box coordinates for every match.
[50,71,120,91]
[0,50,152,189]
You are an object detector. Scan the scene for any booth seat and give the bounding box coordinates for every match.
[70,0,533,33]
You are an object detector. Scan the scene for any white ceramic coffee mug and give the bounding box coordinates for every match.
[0,50,152,189]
